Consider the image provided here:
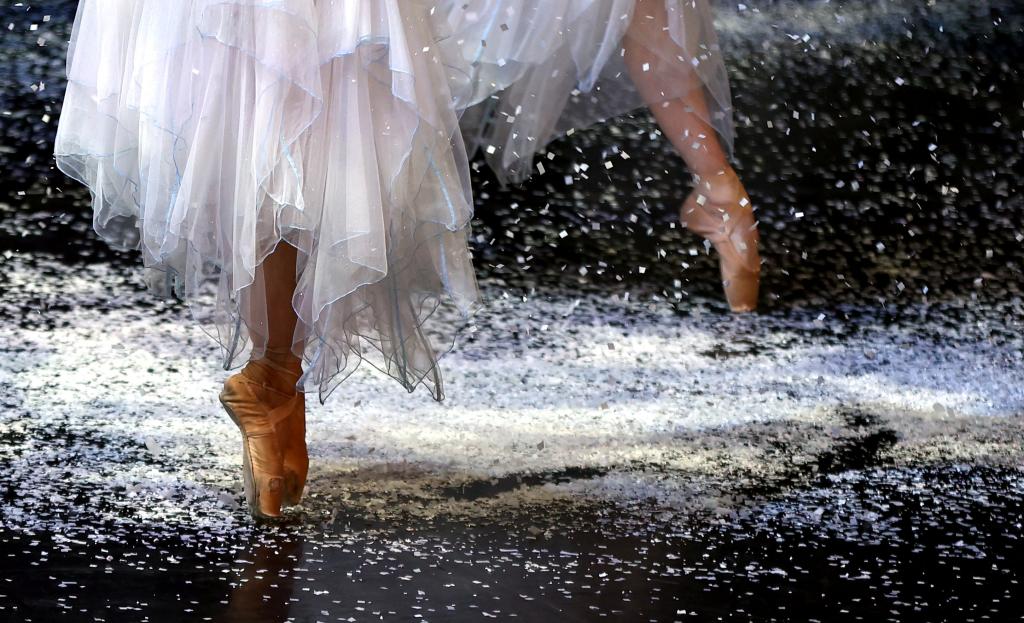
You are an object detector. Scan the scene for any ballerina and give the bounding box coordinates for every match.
[54,0,479,519]
[444,0,760,311]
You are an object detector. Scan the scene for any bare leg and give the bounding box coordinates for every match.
[622,0,760,311]
[622,0,737,194]
[250,241,303,390]
[250,240,308,505]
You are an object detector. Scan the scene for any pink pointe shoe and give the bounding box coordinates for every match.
[680,171,761,312]
[219,357,307,519]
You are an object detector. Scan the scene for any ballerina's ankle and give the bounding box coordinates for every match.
[243,348,303,395]
[258,347,302,372]
[692,168,744,204]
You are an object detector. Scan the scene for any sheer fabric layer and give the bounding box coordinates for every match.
[442,0,734,184]
[54,0,479,403]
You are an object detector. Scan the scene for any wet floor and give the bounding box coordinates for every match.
[2,0,1024,621]
[3,463,1022,622]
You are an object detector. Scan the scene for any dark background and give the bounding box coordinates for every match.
[2,0,1022,315]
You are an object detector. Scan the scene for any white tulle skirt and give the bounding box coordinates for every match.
[441,0,735,184]
[55,0,480,403]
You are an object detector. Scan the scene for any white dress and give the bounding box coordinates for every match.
[55,0,480,403]
[441,0,735,184]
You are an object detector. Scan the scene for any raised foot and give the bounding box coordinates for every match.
[680,171,761,313]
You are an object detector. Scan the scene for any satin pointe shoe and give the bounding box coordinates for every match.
[241,349,309,507]
[680,173,761,312]
[279,388,308,507]
[219,358,306,518]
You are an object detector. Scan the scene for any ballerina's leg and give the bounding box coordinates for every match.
[222,239,307,518]
[622,0,739,197]
[621,0,761,311]
[246,241,304,388]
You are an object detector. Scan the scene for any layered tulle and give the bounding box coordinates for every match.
[441,0,735,184]
[55,0,480,403]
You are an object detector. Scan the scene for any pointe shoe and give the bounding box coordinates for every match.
[257,350,308,507]
[279,389,308,507]
[219,359,306,518]
[680,172,761,312]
